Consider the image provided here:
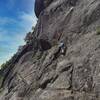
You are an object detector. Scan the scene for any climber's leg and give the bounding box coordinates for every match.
[61,47,67,56]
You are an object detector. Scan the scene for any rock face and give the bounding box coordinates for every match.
[34,0,53,18]
[34,0,44,18]
[1,0,100,100]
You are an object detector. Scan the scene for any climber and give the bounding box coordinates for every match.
[53,41,66,60]
[58,41,66,55]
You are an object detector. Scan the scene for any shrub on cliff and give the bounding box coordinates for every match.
[96,27,100,35]
[24,27,35,44]
[0,60,11,70]
[24,32,33,44]
[0,54,16,70]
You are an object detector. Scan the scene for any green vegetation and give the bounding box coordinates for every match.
[0,53,16,70]
[96,27,100,35]
[32,51,48,64]
[24,32,33,43]
[24,26,35,44]
[33,51,43,61]
[0,60,11,70]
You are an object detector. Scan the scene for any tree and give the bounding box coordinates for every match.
[24,32,33,44]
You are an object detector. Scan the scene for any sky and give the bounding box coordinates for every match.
[0,0,37,65]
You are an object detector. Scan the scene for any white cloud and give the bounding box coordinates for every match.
[0,17,16,26]
[18,11,37,29]
[0,3,37,65]
[20,12,34,22]
[0,11,37,42]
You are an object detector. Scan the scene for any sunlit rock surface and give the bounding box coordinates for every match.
[1,0,100,100]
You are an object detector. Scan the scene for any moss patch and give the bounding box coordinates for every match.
[96,27,100,35]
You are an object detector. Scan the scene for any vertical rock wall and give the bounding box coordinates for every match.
[1,0,100,100]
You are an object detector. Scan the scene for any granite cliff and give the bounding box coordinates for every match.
[0,0,100,100]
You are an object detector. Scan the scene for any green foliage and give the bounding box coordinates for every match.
[0,59,12,70]
[0,47,19,71]
[33,51,43,60]
[32,51,44,64]
[96,27,100,35]
[24,32,32,43]
[24,26,35,44]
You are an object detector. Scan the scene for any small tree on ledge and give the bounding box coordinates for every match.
[24,26,35,44]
